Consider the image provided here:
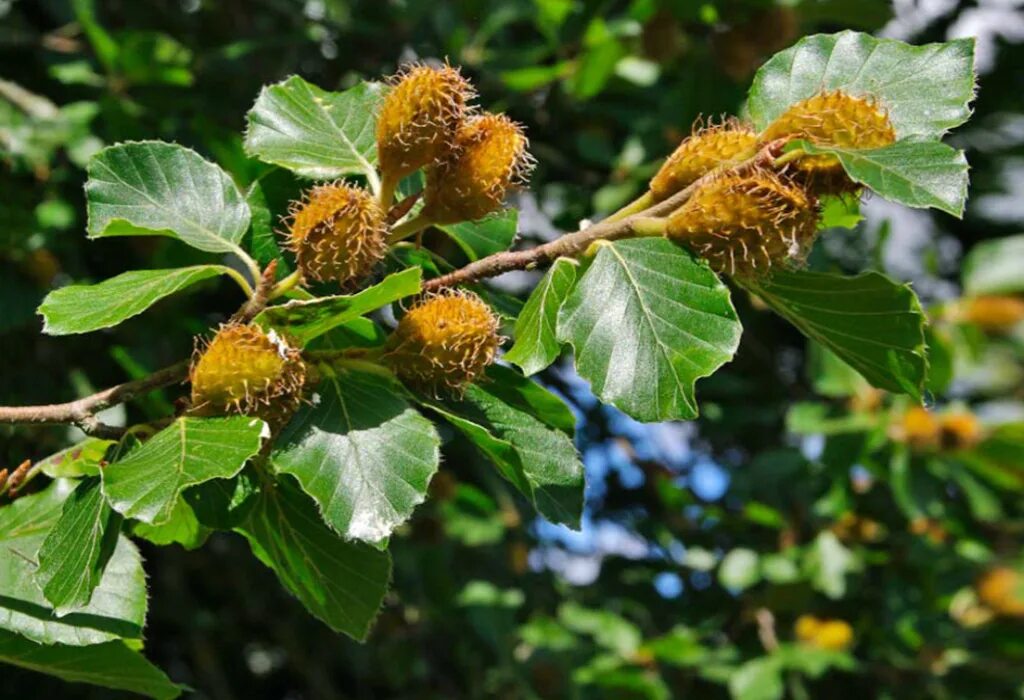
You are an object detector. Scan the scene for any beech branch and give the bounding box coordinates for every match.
[0,142,784,434]
[0,361,189,437]
[423,140,783,292]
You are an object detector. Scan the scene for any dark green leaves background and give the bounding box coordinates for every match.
[2,1,1020,699]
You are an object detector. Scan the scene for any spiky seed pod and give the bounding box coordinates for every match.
[896,405,940,451]
[977,567,1024,618]
[957,295,1024,332]
[794,616,854,652]
[383,290,501,393]
[831,512,884,543]
[938,411,984,451]
[909,516,948,545]
[761,90,896,193]
[286,182,387,288]
[665,169,819,276]
[190,324,306,424]
[650,119,758,201]
[376,63,475,183]
[422,113,534,224]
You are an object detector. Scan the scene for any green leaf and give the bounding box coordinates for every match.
[962,233,1024,296]
[558,603,641,656]
[244,76,384,184]
[505,258,578,376]
[774,643,856,676]
[745,270,927,399]
[255,267,421,345]
[718,548,761,591]
[438,210,518,262]
[748,31,976,139]
[0,630,181,699]
[441,485,505,547]
[957,423,1024,492]
[37,438,114,479]
[804,531,861,599]
[184,470,262,530]
[86,141,251,254]
[556,238,742,422]
[245,168,303,273]
[272,367,440,543]
[485,365,576,436]
[132,498,211,550]
[807,341,871,398]
[39,265,230,335]
[235,477,391,640]
[418,377,584,528]
[819,194,863,230]
[795,139,969,217]
[729,657,784,700]
[35,477,123,615]
[0,481,147,646]
[102,416,266,525]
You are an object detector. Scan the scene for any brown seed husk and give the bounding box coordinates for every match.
[650,119,758,201]
[190,324,306,424]
[422,113,534,224]
[376,63,475,182]
[384,290,501,393]
[761,90,896,194]
[666,169,819,277]
[286,182,387,288]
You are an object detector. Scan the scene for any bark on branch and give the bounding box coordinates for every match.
[423,140,783,291]
[0,361,189,437]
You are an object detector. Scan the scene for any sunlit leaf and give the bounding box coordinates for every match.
[273,367,440,543]
[244,77,384,183]
[557,238,742,422]
[39,266,230,335]
[86,141,251,254]
[748,31,975,139]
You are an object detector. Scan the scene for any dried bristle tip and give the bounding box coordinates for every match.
[190,324,306,422]
[376,63,475,182]
[422,113,534,224]
[384,290,501,392]
[666,169,819,277]
[650,119,758,201]
[287,182,387,287]
[761,90,896,192]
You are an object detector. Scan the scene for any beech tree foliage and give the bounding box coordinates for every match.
[6,17,1024,698]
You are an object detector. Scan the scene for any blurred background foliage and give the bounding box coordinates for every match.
[3,0,1024,698]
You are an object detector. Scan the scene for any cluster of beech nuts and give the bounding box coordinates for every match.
[647,90,896,276]
[188,64,900,422]
[191,64,528,421]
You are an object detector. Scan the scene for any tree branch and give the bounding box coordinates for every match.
[0,142,786,434]
[231,259,279,324]
[0,360,189,436]
[423,140,784,292]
